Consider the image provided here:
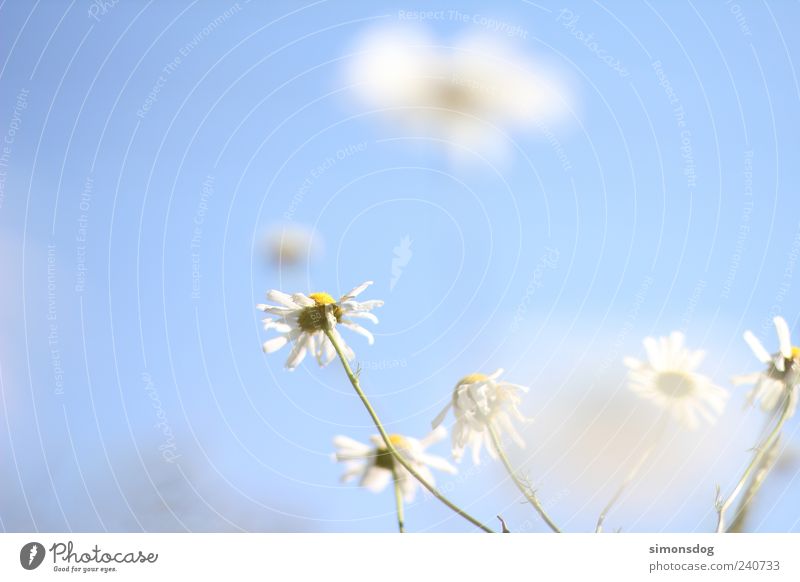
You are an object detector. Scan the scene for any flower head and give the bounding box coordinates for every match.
[257,281,383,370]
[261,224,321,268]
[347,27,572,161]
[733,316,800,417]
[624,331,727,429]
[333,427,456,502]
[432,369,529,464]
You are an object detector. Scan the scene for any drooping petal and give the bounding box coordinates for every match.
[341,311,379,324]
[360,466,392,493]
[419,425,448,448]
[339,463,366,483]
[418,453,457,475]
[331,329,355,361]
[285,334,310,369]
[431,402,452,429]
[731,372,762,386]
[320,335,337,366]
[470,432,484,465]
[340,321,375,345]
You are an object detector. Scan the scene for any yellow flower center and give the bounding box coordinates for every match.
[655,371,695,399]
[374,434,409,471]
[387,434,409,449]
[792,346,800,360]
[309,292,335,305]
[297,292,342,332]
[459,373,489,385]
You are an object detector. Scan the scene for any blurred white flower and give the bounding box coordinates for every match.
[261,224,321,268]
[733,316,800,417]
[333,427,456,502]
[257,281,383,370]
[624,331,727,429]
[432,369,529,464]
[347,26,572,159]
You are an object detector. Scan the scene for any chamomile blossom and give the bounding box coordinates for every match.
[257,281,383,370]
[624,331,727,429]
[733,316,800,417]
[432,369,530,464]
[333,427,456,502]
[261,224,321,268]
[347,27,572,160]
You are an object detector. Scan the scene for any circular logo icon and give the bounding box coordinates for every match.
[20,542,45,570]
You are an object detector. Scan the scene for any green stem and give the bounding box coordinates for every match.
[392,469,405,533]
[596,415,668,533]
[727,435,780,533]
[324,328,495,533]
[486,422,561,533]
[716,394,792,533]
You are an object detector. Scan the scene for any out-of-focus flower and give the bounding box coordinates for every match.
[347,26,573,159]
[432,369,529,464]
[624,332,727,429]
[261,224,321,268]
[257,281,383,370]
[333,427,456,502]
[733,316,800,417]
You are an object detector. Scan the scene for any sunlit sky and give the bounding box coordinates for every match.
[1,0,799,533]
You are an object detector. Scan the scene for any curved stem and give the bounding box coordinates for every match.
[716,394,792,533]
[596,415,668,533]
[486,422,561,533]
[392,470,405,533]
[324,328,495,533]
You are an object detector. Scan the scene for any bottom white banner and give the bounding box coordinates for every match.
[0,533,797,581]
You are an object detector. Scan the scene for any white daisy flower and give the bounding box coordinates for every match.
[624,331,728,429]
[733,316,800,417]
[256,281,383,370]
[432,369,530,464]
[333,427,457,502]
[261,223,322,268]
[347,27,572,160]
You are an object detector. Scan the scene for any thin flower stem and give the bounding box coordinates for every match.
[716,395,792,533]
[596,415,668,533]
[486,422,561,533]
[324,328,495,533]
[727,436,780,533]
[392,470,405,533]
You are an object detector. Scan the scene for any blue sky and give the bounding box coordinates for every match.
[1,0,799,533]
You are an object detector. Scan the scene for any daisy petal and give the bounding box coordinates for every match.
[774,316,792,359]
[263,336,289,354]
[744,330,772,364]
[285,334,310,369]
[342,280,373,300]
[266,290,299,308]
[340,321,375,344]
[291,293,315,307]
[341,311,379,324]
[431,402,452,429]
